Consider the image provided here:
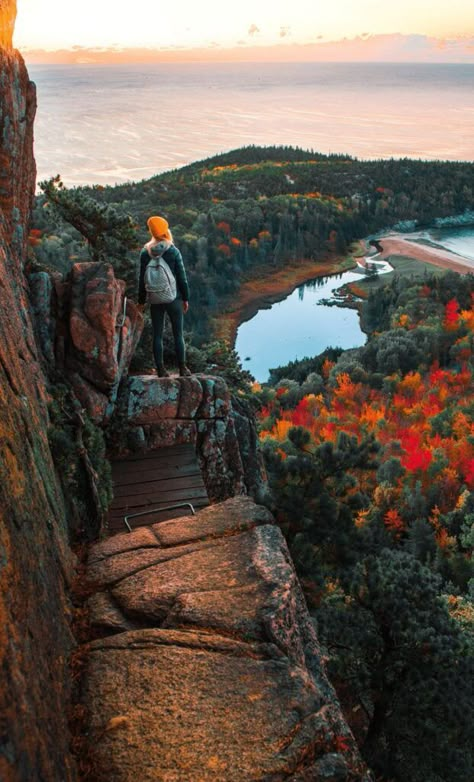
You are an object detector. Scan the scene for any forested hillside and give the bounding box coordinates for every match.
[256,271,474,781]
[30,146,474,345]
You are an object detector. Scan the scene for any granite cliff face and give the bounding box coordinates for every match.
[0,3,77,779]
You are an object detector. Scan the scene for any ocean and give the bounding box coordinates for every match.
[421,226,474,262]
[28,62,474,187]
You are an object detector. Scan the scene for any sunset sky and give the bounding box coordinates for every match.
[14,0,474,59]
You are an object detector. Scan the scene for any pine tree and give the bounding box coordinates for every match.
[40,176,138,286]
[318,549,474,782]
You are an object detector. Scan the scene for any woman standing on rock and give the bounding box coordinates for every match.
[137,215,191,377]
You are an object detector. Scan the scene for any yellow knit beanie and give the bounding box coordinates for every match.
[147,215,171,240]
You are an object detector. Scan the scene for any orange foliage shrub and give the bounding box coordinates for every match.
[384,509,405,537]
[217,243,231,258]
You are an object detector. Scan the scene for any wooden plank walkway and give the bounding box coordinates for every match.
[106,444,209,536]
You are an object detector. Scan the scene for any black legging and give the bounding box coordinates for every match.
[150,299,185,368]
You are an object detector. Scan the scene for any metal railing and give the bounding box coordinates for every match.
[123,503,196,532]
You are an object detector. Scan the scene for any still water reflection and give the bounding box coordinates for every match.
[235,270,366,383]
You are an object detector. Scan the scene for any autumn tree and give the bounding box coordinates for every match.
[261,425,379,572]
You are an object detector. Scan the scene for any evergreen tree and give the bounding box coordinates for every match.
[40,176,138,286]
[317,550,474,782]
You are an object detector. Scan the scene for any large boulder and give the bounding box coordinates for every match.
[83,496,370,781]
[197,416,246,500]
[126,373,230,425]
[67,262,143,394]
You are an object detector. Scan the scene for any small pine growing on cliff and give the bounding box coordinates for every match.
[39,176,138,287]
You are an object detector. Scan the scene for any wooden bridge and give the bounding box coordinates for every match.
[106,444,209,535]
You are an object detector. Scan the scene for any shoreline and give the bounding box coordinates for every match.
[374,235,474,274]
[212,248,362,345]
[211,232,474,348]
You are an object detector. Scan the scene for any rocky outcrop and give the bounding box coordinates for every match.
[28,258,266,499]
[0,4,78,779]
[67,262,142,394]
[231,394,267,500]
[28,260,264,498]
[83,496,370,781]
[29,260,143,421]
[121,374,246,501]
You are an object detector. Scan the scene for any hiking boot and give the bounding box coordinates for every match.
[179,364,192,377]
[156,366,170,378]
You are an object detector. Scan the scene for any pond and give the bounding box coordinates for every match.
[235,270,367,383]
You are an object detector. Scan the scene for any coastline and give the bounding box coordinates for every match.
[212,249,362,345]
[373,235,474,274]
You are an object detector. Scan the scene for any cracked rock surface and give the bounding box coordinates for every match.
[83,496,370,781]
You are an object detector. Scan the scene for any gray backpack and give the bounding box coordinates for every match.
[144,248,177,304]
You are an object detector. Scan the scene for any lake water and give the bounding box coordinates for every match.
[28,62,474,187]
[235,270,367,382]
[235,228,474,382]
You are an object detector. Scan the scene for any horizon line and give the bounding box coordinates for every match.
[25,58,474,65]
[17,32,474,66]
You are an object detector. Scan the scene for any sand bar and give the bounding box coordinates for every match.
[376,235,474,274]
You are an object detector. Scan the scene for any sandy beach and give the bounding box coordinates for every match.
[375,235,474,274]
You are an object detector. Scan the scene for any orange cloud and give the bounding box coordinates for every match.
[21,33,474,65]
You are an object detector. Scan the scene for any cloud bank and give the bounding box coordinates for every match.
[21,33,474,64]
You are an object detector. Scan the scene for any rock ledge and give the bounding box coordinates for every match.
[83,496,370,781]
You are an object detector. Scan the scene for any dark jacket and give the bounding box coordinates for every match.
[138,244,190,305]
